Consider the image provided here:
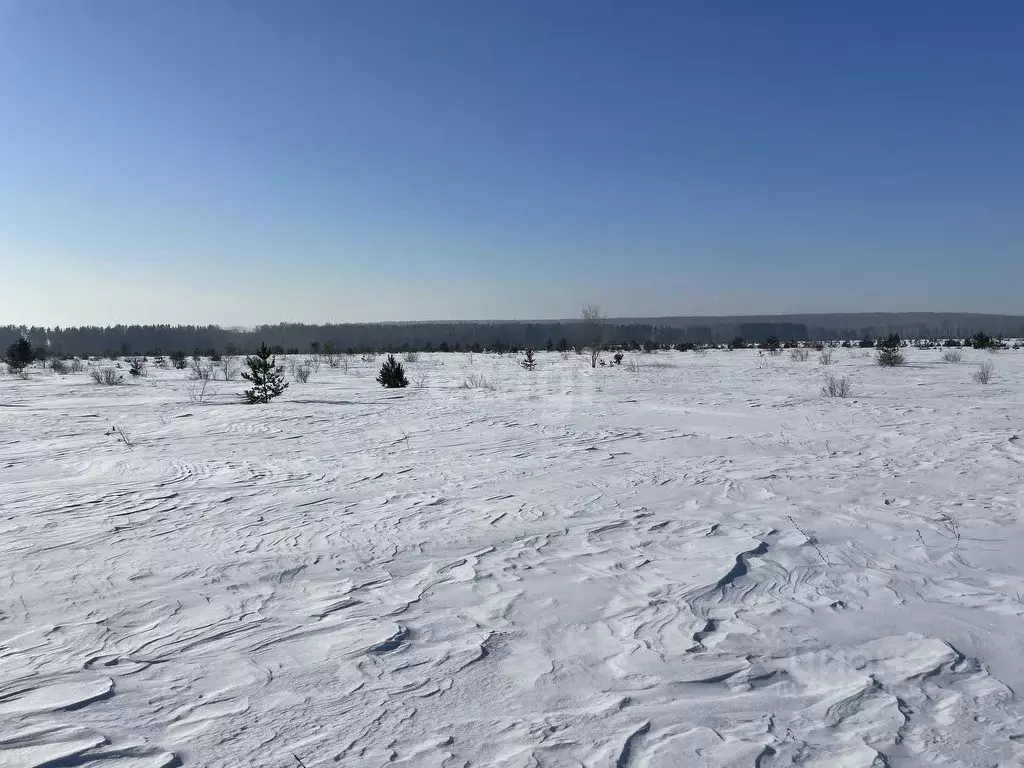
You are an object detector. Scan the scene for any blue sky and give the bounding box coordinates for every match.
[1,0,1021,326]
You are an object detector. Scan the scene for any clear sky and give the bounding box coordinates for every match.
[1,0,1021,326]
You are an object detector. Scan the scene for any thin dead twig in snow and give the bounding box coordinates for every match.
[787,514,829,565]
[105,425,133,449]
[937,512,961,550]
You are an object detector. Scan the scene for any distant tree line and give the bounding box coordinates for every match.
[1,315,1020,358]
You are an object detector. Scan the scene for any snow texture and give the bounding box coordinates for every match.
[2,348,1023,766]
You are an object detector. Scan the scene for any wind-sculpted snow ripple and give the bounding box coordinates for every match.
[1,350,1023,766]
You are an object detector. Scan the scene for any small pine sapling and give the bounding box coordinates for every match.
[376,354,409,388]
[242,342,289,404]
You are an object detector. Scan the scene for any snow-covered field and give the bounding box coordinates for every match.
[2,347,1024,767]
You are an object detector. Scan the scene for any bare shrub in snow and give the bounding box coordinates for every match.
[91,367,124,385]
[49,358,70,375]
[581,304,605,368]
[972,361,994,384]
[942,349,963,363]
[189,357,213,380]
[790,348,810,362]
[624,357,641,373]
[818,350,834,365]
[403,351,419,363]
[322,341,341,368]
[69,358,84,373]
[293,363,312,383]
[187,379,212,403]
[460,372,495,390]
[821,372,853,398]
[361,353,376,363]
[216,357,241,381]
[693,347,708,357]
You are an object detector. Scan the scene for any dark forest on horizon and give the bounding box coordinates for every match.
[2,313,1022,357]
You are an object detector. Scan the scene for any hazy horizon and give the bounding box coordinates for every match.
[5,310,1024,334]
[2,1,1022,326]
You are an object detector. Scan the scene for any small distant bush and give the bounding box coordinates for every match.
[674,342,694,352]
[128,358,147,377]
[69,358,84,373]
[403,351,419,363]
[624,357,641,373]
[728,336,745,350]
[376,354,409,388]
[215,357,241,381]
[49,358,70,375]
[942,349,962,363]
[822,372,853,397]
[189,357,213,380]
[187,378,212,403]
[323,341,341,368]
[170,350,188,369]
[876,334,905,367]
[818,350,834,365]
[759,336,781,352]
[90,367,123,385]
[790,348,810,362]
[972,361,994,384]
[858,337,875,349]
[613,351,624,365]
[293,363,312,383]
[459,372,494,390]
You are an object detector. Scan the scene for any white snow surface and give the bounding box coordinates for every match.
[2,348,1024,767]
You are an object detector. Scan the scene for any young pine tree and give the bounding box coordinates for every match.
[241,342,289,403]
[520,349,537,371]
[376,354,409,388]
[876,333,905,367]
[3,337,34,373]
